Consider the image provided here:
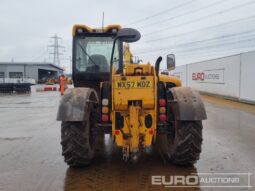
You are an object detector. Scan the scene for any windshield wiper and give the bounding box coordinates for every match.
[78,42,98,66]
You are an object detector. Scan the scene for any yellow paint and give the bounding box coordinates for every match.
[112,62,183,152]
[114,79,153,89]
[124,63,154,76]
[112,63,156,150]
[128,105,140,152]
[113,75,155,110]
[159,74,182,87]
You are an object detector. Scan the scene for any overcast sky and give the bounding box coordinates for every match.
[1,0,255,72]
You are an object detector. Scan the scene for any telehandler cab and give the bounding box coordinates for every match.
[57,24,207,166]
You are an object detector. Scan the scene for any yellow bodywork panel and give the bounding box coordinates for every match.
[113,108,156,149]
[124,63,154,76]
[113,75,155,110]
[159,74,182,87]
[128,105,140,151]
[112,64,157,150]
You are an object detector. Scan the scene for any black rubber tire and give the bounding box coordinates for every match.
[169,121,203,165]
[61,111,96,167]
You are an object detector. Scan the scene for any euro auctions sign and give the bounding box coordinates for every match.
[192,69,225,84]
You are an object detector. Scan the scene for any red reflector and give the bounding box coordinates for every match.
[159,99,166,107]
[102,114,109,122]
[115,130,120,135]
[149,129,154,135]
[159,114,167,122]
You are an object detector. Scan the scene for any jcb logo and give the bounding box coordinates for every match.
[192,72,205,81]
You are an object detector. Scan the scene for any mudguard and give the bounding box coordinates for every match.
[167,87,207,121]
[56,88,99,121]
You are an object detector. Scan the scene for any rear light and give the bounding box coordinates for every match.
[159,99,166,107]
[102,114,109,122]
[159,114,167,122]
[102,99,109,106]
[102,98,109,106]
[102,107,109,114]
[159,107,166,114]
[149,129,154,135]
[115,130,120,135]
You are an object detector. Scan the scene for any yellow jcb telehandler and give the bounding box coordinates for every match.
[57,24,207,166]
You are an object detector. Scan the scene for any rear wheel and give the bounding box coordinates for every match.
[169,121,203,165]
[61,110,96,167]
[157,121,203,165]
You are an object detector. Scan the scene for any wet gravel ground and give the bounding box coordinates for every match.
[0,87,254,191]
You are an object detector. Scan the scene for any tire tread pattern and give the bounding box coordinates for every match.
[61,121,93,167]
[170,121,203,165]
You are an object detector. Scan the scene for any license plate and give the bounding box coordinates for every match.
[115,80,152,89]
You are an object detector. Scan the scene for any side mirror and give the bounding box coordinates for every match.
[116,28,141,43]
[167,54,175,70]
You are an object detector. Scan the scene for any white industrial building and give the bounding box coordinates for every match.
[0,62,64,83]
[172,51,255,103]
